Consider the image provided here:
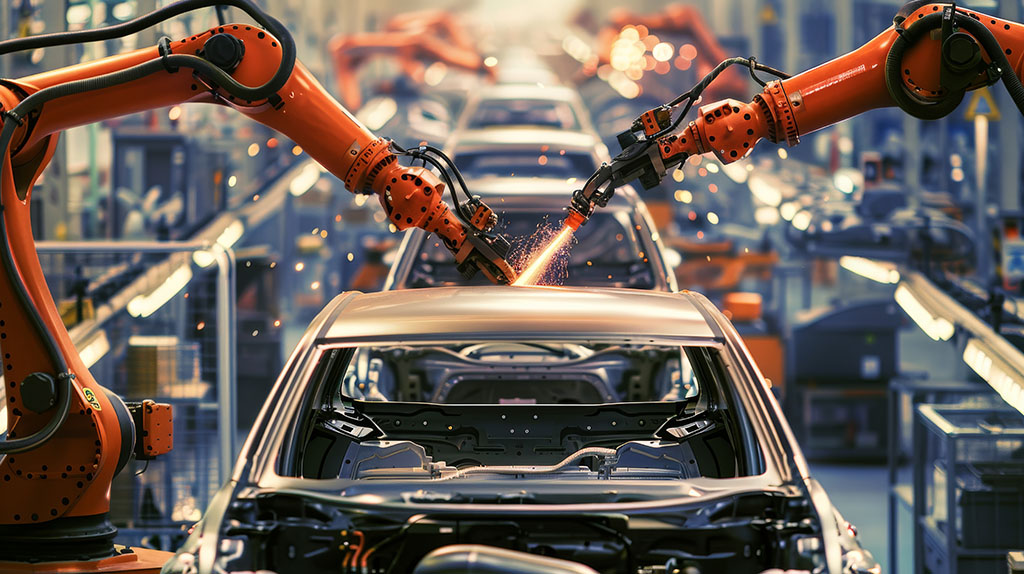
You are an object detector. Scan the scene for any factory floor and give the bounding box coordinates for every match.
[811,462,889,567]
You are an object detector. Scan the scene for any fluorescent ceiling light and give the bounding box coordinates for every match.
[127,265,193,318]
[840,256,900,284]
[194,219,246,268]
[895,284,954,341]
[791,210,812,231]
[289,161,323,198]
[963,339,1024,415]
[78,330,110,368]
[357,97,398,131]
[748,174,782,207]
[193,248,218,268]
[216,220,244,249]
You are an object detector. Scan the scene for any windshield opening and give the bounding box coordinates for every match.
[290,341,764,482]
[467,99,580,129]
[405,211,657,289]
[453,150,595,179]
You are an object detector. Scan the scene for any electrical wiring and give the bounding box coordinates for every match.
[391,142,477,224]
[651,56,791,142]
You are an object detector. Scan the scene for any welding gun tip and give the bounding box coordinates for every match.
[564,210,586,231]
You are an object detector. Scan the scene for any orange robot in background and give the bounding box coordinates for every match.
[328,10,495,110]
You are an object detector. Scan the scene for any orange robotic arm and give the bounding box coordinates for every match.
[0,0,513,563]
[384,10,478,53]
[569,1,1024,226]
[328,31,495,110]
[593,4,747,98]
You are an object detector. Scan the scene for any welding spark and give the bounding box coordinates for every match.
[513,224,575,286]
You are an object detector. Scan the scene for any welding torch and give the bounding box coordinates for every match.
[566,110,675,231]
[566,55,793,230]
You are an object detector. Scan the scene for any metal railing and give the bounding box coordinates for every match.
[38,240,238,483]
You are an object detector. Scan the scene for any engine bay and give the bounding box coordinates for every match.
[215,486,827,574]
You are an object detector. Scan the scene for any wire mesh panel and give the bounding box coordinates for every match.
[914,404,1024,574]
[35,249,227,548]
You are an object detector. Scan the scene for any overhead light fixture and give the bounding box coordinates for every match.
[840,256,900,284]
[356,97,398,131]
[791,210,812,231]
[779,201,799,221]
[193,248,218,268]
[216,220,244,249]
[78,330,110,368]
[722,162,749,184]
[963,339,1024,415]
[127,265,193,318]
[754,206,780,226]
[748,174,782,207]
[194,219,245,268]
[288,161,323,197]
[895,284,954,341]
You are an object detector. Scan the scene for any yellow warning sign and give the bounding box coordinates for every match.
[964,86,1001,121]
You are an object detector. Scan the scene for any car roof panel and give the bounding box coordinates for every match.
[322,286,716,341]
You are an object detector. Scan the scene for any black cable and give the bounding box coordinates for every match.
[949,9,1024,117]
[886,8,1024,120]
[419,144,474,204]
[651,56,790,141]
[747,56,768,87]
[0,0,295,455]
[884,11,965,119]
[395,148,473,223]
[0,0,295,102]
[393,143,479,223]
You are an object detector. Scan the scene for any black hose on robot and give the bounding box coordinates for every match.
[0,0,296,454]
[885,8,1024,120]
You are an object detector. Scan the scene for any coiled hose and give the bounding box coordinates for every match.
[885,8,1024,120]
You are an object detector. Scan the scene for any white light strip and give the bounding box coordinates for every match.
[288,161,323,197]
[964,339,1024,415]
[748,174,781,206]
[895,284,955,341]
[78,330,110,368]
[840,256,900,284]
[194,218,246,268]
[127,265,193,318]
[216,220,245,249]
[192,247,219,268]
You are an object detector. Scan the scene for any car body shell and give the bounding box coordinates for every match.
[382,177,678,292]
[454,83,599,134]
[164,286,876,574]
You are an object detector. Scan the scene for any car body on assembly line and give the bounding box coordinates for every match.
[446,127,609,180]
[383,176,678,291]
[163,286,878,574]
[456,83,597,133]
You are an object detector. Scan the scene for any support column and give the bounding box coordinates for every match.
[783,0,801,74]
[40,0,70,241]
[835,0,855,168]
[0,0,9,78]
[903,114,922,195]
[999,0,1022,213]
